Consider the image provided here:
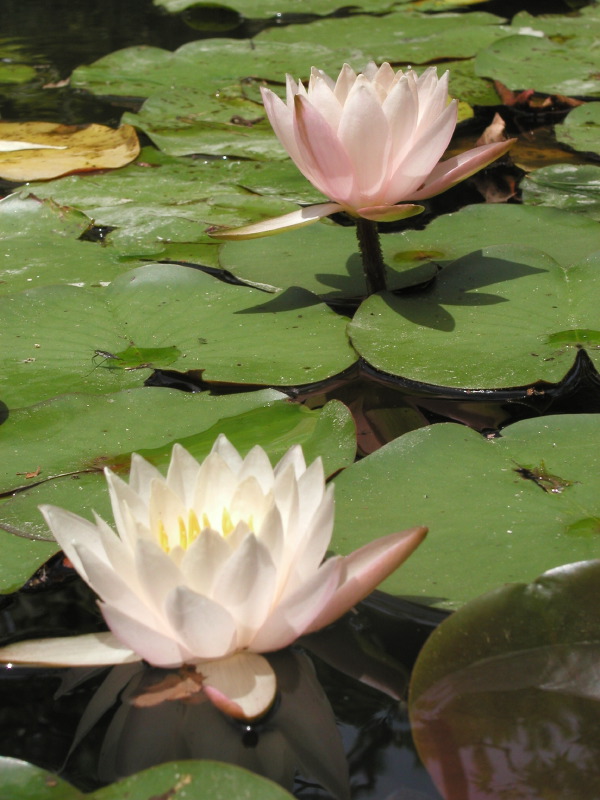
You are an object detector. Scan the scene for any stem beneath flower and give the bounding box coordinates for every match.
[355,218,387,295]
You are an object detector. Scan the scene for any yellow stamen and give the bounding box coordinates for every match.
[188,509,201,544]
[178,516,187,550]
[158,520,170,554]
[202,512,211,531]
[222,508,234,537]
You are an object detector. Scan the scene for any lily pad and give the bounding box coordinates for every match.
[0,757,294,800]
[0,123,140,181]
[349,246,600,389]
[475,33,600,98]
[0,63,37,84]
[121,88,287,159]
[332,414,600,610]
[71,39,364,100]
[0,195,132,295]
[0,262,356,408]
[219,220,439,300]
[259,11,507,64]
[375,203,600,275]
[522,163,600,221]
[21,149,310,255]
[410,560,600,799]
[0,389,355,591]
[555,102,600,157]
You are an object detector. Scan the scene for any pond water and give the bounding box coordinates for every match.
[1,0,599,797]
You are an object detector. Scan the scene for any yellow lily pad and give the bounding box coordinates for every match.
[0,122,140,181]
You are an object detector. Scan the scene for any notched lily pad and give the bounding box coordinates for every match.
[522,164,600,221]
[332,414,600,609]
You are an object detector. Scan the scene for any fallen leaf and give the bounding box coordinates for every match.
[0,121,140,181]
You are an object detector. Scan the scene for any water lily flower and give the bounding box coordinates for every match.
[210,63,514,239]
[0,437,426,720]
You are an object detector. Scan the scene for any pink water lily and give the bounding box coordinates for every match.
[211,63,514,239]
[0,437,426,720]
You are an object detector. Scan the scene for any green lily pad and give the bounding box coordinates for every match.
[71,39,365,100]
[555,102,600,157]
[259,11,507,64]
[375,203,600,275]
[0,262,355,408]
[0,195,133,295]
[21,149,317,255]
[219,220,439,300]
[475,33,600,97]
[121,88,287,160]
[522,163,600,221]
[0,388,355,591]
[0,63,37,84]
[0,757,294,800]
[332,414,600,610]
[410,560,600,799]
[349,246,600,389]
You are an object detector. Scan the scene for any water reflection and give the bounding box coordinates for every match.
[61,650,351,798]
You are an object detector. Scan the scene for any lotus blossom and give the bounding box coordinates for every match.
[210,63,514,239]
[0,437,426,719]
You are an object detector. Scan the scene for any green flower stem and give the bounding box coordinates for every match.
[355,218,387,295]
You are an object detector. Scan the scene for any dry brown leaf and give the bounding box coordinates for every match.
[0,121,140,181]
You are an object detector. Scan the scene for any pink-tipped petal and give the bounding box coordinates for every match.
[303,526,428,634]
[0,632,139,667]
[383,100,458,202]
[294,94,356,204]
[357,203,425,223]
[200,652,277,721]
[410,139,516,201]
[207,203,341,240]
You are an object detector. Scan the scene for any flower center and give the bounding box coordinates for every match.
[157,508,253,553]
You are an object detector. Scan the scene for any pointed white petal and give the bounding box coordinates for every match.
[211,433,244,471]
[165,443,201,504]
[134,538,183,610]
[180,527,230,595]
[200,652,277,720]
[239,445,275,492]
[99,603,187,667]
[127,453,164,505]
[304,527,427,634]
[211,535,277,642]
[164,586,238,660]
[333,63,358,103]
[250,557,343,652]
[207,203,340,240]
[0,632,139,666]
[39,505,109,580]
[307,73,343,132]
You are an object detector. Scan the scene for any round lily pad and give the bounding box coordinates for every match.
[333,414,600,610]
[522,164,600,221]
[349,246,600,389]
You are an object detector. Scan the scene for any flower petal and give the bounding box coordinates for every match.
[39,505,111,579]
[0,632,139,666]
[207,203,341,240]
[250,556,343,652]
[357,203,424,223]
[164,586,238,660]
[100,602,188,667]
[200,652,277,721]
[294,94,356,204]
[409,139,516,201]
[303,526,428,634]
[338,77,391,199]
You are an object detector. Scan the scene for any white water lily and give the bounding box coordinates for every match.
[0,437,426,719]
